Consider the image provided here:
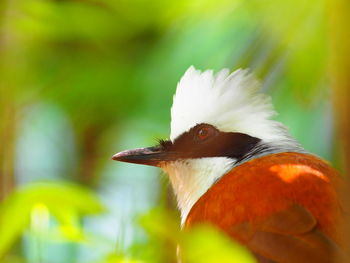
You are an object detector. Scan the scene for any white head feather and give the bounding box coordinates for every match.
[162,66,304,224]
[170,66,298,146]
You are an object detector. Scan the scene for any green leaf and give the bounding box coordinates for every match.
[0,196,31,258]
[138,209,256,263]
[138,208,180,244]
[181,225,257,263]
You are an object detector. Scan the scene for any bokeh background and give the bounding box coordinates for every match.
[1,0,349,262]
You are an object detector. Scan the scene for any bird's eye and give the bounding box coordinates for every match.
[197,127,214,140]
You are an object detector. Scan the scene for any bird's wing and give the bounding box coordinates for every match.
[229,204,342,263]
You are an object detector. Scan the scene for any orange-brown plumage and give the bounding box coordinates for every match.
[185,152,343,262]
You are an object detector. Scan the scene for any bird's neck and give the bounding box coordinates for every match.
[161,157,234,225]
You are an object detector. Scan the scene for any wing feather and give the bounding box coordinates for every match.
[229,204,342,263]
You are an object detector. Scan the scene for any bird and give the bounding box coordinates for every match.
[112,66,344,263]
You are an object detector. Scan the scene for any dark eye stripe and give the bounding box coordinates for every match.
[159,123,261,160]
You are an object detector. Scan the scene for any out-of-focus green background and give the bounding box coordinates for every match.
[0,0,348,262]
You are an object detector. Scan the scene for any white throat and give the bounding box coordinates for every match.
[161,157,234,225]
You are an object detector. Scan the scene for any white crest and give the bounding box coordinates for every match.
[170,66,297,147]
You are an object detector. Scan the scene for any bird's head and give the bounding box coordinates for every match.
[112,66,304,223]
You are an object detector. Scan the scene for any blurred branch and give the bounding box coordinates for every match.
[328,0,350,173]
[0,0,16,201]
[77,125,103,185]
[0,92,16,201]
[327,0,350,261]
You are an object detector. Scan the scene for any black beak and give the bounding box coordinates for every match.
[112,146,176,167]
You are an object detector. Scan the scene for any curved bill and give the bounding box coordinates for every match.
[112,146,177,167]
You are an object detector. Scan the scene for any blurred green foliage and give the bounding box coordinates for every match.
[0,182,104,258]
[0,0,340,262]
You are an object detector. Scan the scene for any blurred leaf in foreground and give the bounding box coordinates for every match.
[0,182,105,258]
[132,208,180,263]
[133,208,256,263]
[99,253,144,263]
[182,225,257,263]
